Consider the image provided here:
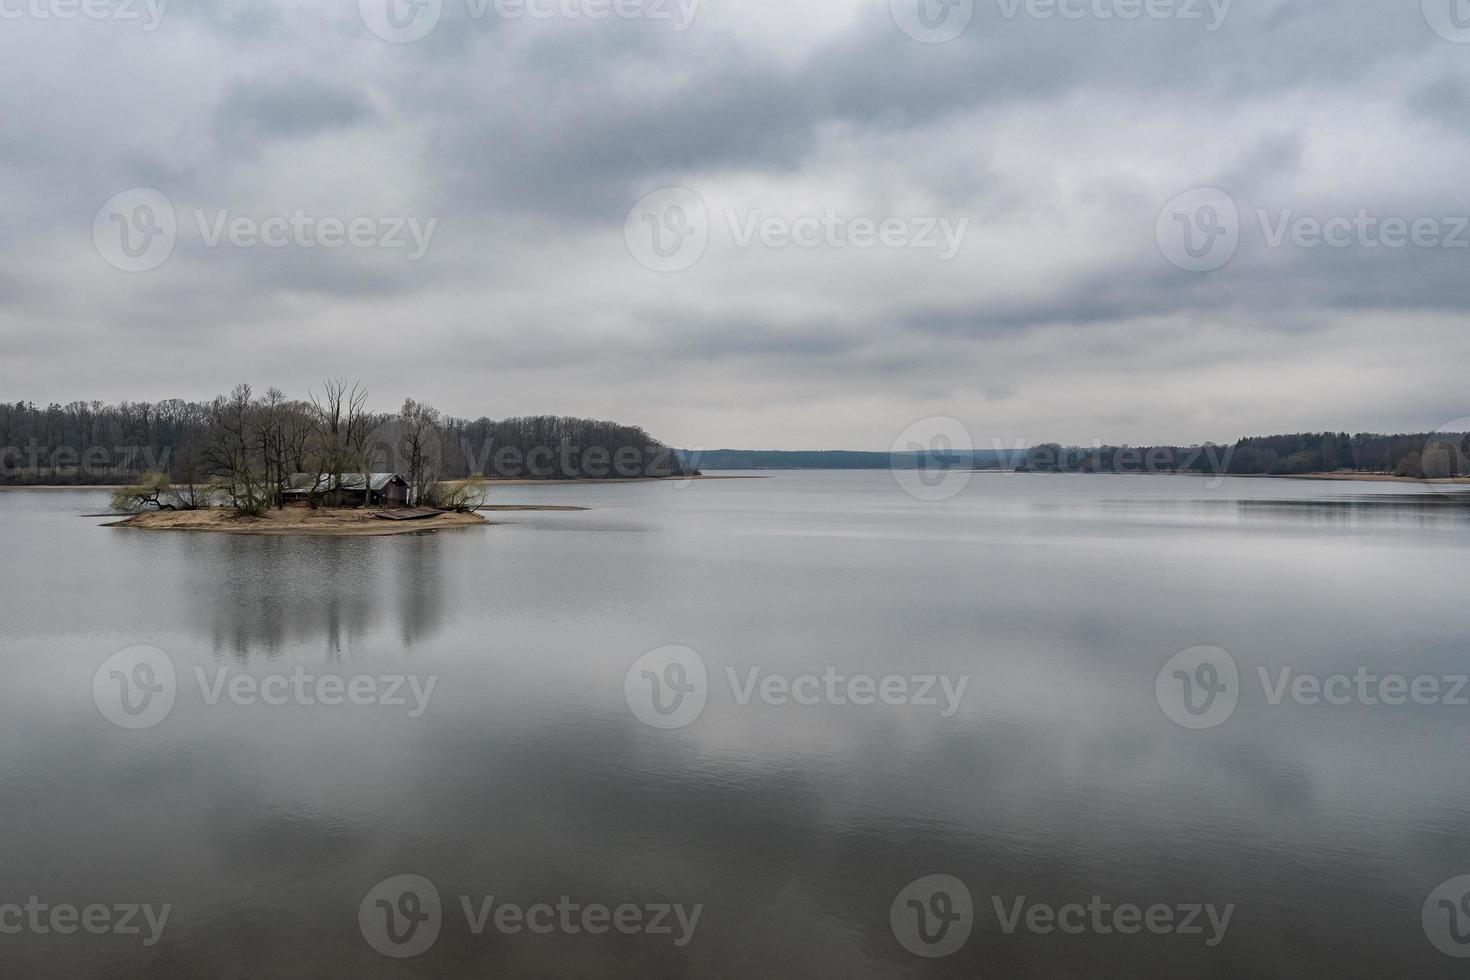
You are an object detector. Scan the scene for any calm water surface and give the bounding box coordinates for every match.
[2,472,1469,977]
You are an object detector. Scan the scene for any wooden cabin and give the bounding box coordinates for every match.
[284,472,410,508]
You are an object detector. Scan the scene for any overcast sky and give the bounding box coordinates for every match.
[4,0,1470,449]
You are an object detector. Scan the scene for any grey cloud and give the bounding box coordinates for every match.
[211,76,374,145]
[0,0,1469,446]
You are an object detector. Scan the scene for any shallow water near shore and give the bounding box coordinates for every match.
[2,471,1470,977]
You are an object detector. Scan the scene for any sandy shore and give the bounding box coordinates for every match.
[456,474,766,486]
[0,484,129,491]
[1252,472,1470,485]
[107,508,494,536]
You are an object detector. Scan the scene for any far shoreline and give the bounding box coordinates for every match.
[7,470,1469,492]
[3,474,767,493]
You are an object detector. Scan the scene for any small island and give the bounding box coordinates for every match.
[87,381,644,536]
[105,470,591,536]
[108,504,491,536]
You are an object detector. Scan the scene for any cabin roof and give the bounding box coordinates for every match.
[286,472,407,492]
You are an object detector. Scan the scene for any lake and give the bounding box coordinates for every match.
[2,471,1469,977]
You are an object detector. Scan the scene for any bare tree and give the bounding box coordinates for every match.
[308,380,375,507]
[398,398,443,505]
[203,384,269,515]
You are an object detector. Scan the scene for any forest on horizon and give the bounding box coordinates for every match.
[1,396,1464,483]
[0,390,689,487]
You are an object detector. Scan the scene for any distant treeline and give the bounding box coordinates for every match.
[688,432,1468,479]
[1016,432,1468,478]
[0,393,690,486]
[681,449,1018,470]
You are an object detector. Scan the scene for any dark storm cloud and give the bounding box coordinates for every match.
[211,76,375,145]
[2,0,1469,445]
